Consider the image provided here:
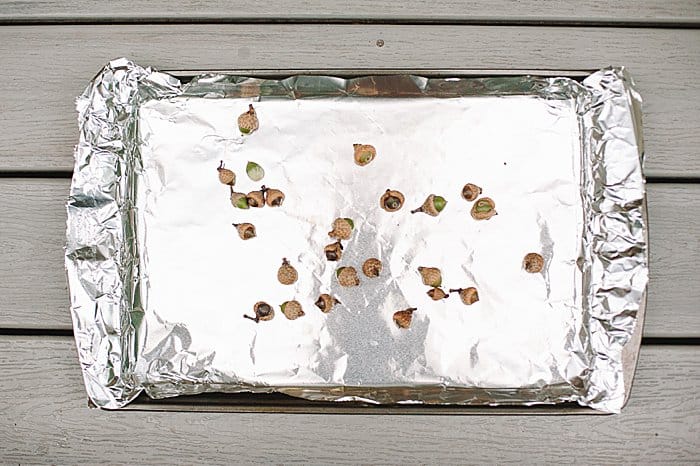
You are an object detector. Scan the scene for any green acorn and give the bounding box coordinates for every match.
[281,300,305,320]
[230,189,250,209]
[411,194,447,216]
[238,104,259,134]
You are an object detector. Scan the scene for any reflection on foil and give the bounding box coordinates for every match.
[66,58,647,412]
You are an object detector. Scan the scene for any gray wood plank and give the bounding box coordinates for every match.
[0,179,697,336]
[0,25,698,175]
[1,0,698,23]
[0,336,697,463]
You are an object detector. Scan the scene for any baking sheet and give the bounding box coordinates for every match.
[66,59,647,412]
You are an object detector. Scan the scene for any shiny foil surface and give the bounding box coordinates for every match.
[66,59,647,412]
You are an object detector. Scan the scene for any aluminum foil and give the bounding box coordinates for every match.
[66,58,647,412]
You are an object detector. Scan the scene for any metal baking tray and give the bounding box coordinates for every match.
[66,60,648,413]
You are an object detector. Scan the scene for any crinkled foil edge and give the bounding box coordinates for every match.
[66,58,181,409]
[66,59,647,412]
[578,68,647,412]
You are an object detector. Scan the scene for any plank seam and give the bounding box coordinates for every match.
[0,18,699,28]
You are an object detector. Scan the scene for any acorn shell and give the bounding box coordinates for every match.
[265,188,285,207]
[362,258,382,278]
[254,301,274,321]
[324,241,343,262]
[353,143,376,166]
[230,192,250,209]
[427,287,449,300]
[238,104,259,134]
[418,267,442,288]
[462,183,482,201]
[523,253,545,273]
[233,223,256,240]
[453,287,479,305]
[471,197,496,220]
[246,189,265,208]
[281,300,305,320]
[393,308,417,329]
[380,189,405,212]
[277,259,298,285]
[217,161,236,186]
[328,218,354,240]
[315,294,339,313]
[336,267,360,287]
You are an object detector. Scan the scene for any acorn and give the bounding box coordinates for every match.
[426,287,449,300]
[315,294,340,313]
[264,187,285,207]
[232,222,256,240]
[353,143,376,166]
[462,183,482,202]
[362,258,382,278]
[380,189,405,212]
[471,197,496,220]
[328,218,354,240]
[418,266,442,288]
[217,161,236,186]
[523,253,545,273]
[324,241,343,262]
[449,287,479,305]
[411,194,447,216]
[243,301,274,323]
[393,308,418,329]
[238,104,259,134]
[246,187,266,208]
[280,300,305,320]
[277,258,298,285]
[336,266,360,287]
[230,189,250,209]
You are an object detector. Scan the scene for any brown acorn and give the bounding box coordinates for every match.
[238,104,259,134]
[324,241,343,262]
[277,258,298,285]
[280,300,305,320]
[353,143,376,166]
[230,190,250,209]
[380,189,405,212]
[246,187,266,208]
[217,160,236,186]
[523,253,545,273]
[362,258,382,278]
[418,266,442,288]
[393,307,418,329]
[232,222,256,240]
[243,301,274,323]
[264,187,285,207]
[328,218,354,240]
[427,287,449,300]
[461,183,482,202]
[315,294,340,313]
[411,194,447,217]
[449,287,479,305]
[336,266,360,287]
[471,197,497,220]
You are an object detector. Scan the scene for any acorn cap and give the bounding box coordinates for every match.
[418,266,442,288]
[380,189,405,212]
[471,197,497,220]
[393,308,417,329]
[523,253,545,273]
[462,183,482,202]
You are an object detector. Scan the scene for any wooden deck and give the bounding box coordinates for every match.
[0,1,698,462]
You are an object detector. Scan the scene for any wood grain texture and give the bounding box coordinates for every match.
[1,0,698,23]
[0,179,698,336]
[0,25,698,175]
[0,336,697,463]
